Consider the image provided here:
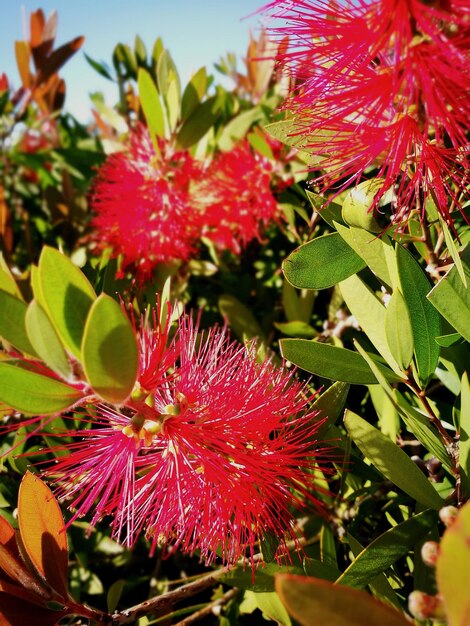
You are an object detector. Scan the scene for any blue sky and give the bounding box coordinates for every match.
[1,1,266,121]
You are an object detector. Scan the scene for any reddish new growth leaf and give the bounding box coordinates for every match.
[263,0,470,227]
[34,305,329,571]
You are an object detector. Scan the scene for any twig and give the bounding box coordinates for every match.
[172,588,240,626]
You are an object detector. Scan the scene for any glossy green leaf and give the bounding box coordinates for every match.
[274,321,317,339]
[306,191,344,228]
[312,381,349,436]
[223,562,303,592]
[165,78,180,131]
[264,120,327,167]
[282,280,316,324]
[137,68,165,138]
[0,290,37,356]
[181,66,207,121]
[337,509,438,589]
[25,300,71,380]
[276,574,410,626]
[341,179,384,233]
[396,244,441,385]
[0,363,82,415]
[340,274,401,375]
[335,222,397,289]
[436,501,470,626]
[0,255,23,299]
[439,215,467,287]
[157,49,180,100]
[369,385,400,441]
[427,245,470,343]
[281,339,401,384]
[283,233,366,290]
[385,290,414,371]
[176,96,218,149]
[38,247,96,360]
[459,372,470,498]
[344,410,443,508]
[82,294,138,403]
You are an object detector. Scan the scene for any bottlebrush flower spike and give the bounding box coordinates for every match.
[90,127,205,280]
[198,141,281,254]
[32,306,328,570]
[263,0,470,226]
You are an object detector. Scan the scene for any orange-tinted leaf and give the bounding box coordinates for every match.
[30,9,45,48]
[276,574,410,626]
[0,516,18,559]
[17,472,68,599]
[36,36,84,84]
[0,593,65,626]
[0,187,13,254]
[0,578,48,606]
[14,41,31,89]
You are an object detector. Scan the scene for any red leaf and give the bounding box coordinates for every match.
[17,473,68,600]
[0,543,50,601]
[36,36,84,85]
[30,10,45,48]
[0,593,65,626]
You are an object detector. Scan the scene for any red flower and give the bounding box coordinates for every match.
[264,0,470,226]
[33,307,327,569]
[91,128,205,280]
[198,141,281,253]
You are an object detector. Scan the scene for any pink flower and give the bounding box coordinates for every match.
[33,307,327,569]
[263,0,470,226]
[90,127,205,280]
[198,141,281,253]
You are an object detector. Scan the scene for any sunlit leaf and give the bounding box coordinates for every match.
[0,290,37,356]
[18,472,68,599]
[138,68,165,138]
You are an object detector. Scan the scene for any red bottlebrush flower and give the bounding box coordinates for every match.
[33,307,327,569]
[90,127,205,280]
[263,0,470,226]
[0,73,9,93]
[199,141,281,254]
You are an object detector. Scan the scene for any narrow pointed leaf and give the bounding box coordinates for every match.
[176,97,218,149]
[18,472,68,599]
[344,410,443,509]
[385,290,414,371]
[459,373,470,498]
[0,363,82,415]
[283,233,366,290]
[275,574,410,626]
[280,339,402,384]
[336,509,438,589]
[38,247,96,360]
[312,381,349,436]
[396,244,440,385]
[25,300,71,380]
[138,68,165,137]
[82,294,138,403]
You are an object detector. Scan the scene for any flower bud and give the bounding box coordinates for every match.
[408,591,446,620]
[421,540,439,567]
[439,505,459,527]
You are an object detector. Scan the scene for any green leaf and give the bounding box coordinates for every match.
[436,501,470,626]
[84,53,114,81]
[280,339,401,384]
[337,510,438,589]
[38,247,96,360]
[385,290,414,371]
[344,410,443,509]
[264,120,327,167]
[165,78,180,131]
[25,300,72,380]
[459,372,470,498]
[282,280,316,324]
[181,67,207,121]
[427,245,470,343]
[283,233,366,290]
[275,574,410,626]
[341,179,384,233]
[218,294,265,343]
[439,215,467,287]
[340,275,401,375]
[157,49,180,100]
[176,96,218,149]
[396,244,441,385]
[312,381,349,436]
[274,321,317,339]
[218,107,264,151]
[334,222,397,289]
[222,562,303,592]
[0,290,37,356]
[0,255,23,299]
[0,363,82,415]
[137,68,165,138]
[306,191,344,228]
[82,294,138,403]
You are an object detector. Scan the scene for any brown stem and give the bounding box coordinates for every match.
[172,588,240,626]
[406,377,454,452]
